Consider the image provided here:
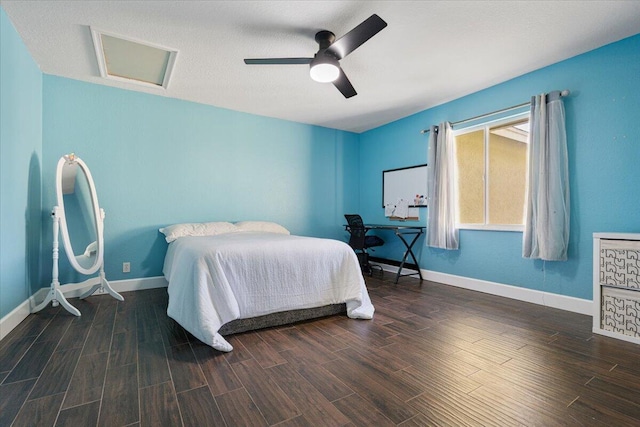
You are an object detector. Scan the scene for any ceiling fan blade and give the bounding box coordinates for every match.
[244,58,313,65]
[333,68,357,98]
[326,14,387,59]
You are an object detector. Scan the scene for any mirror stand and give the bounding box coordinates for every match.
[78,262,123,302]
[34,206,124,316]
[33,206,81,316]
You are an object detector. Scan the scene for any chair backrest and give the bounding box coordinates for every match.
[344,214,366,250]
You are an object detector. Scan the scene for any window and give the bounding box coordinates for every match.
[453,114,529,231]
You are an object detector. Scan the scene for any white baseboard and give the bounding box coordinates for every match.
[374,262,592,316]
[0,292,43,341]
[0,276,168,342]
[54,276,168,299]
[422,269,592,315]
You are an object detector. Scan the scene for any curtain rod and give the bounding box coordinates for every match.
[420,89,570,134]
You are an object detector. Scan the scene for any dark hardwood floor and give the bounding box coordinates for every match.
[2,275,640,426]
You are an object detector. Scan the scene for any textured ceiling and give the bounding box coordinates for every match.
[3,1,640,133]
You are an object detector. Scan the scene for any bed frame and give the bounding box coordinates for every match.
[218,303,346,335]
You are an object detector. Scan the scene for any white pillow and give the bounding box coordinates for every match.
[235,221,290,235]
[159,221,238,243]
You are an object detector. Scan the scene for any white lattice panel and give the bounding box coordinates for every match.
[602,287,640,338]
[600,240,640,289]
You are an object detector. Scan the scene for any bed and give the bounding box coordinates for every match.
[160,221,374,351]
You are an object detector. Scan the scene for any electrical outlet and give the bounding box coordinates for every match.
[122,262,131,273]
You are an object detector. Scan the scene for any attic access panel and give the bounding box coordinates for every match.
[91,28,178,89]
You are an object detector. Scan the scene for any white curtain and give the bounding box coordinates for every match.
[427,122,459,250]
[523,91,570,261]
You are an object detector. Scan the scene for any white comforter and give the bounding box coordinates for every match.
[163,232,374,351]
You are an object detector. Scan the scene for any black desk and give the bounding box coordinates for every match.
[345,223,425,284]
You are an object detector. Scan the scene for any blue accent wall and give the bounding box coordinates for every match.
[0,8,43,319]
[42,76,360,284]
[359,34,640,300]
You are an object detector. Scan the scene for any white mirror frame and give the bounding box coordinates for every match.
[56,155,104,275]
[32,154,123,317]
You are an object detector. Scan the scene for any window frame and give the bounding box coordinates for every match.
[452,112,529,232]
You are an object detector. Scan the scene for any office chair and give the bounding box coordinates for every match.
[344,214,384,277]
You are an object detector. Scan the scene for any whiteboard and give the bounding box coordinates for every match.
[382,164,428,208]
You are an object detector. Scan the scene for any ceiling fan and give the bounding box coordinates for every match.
[244,14,387,98]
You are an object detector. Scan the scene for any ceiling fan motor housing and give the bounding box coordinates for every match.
[315,30,336,50]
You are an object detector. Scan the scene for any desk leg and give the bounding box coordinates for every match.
[394,231,424,284]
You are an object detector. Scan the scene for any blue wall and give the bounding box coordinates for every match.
[359,34,640,300]
[0,8,43,319]
[42,76,360,284]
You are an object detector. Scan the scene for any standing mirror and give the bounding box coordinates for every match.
[34,154,123,316]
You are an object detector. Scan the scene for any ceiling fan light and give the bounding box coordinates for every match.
[309,55,340,83]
